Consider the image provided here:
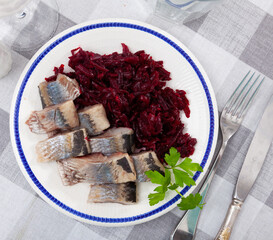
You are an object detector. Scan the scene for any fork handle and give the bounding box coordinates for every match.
[215,198,243,240]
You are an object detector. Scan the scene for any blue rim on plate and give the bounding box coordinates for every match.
[13,22,214,223]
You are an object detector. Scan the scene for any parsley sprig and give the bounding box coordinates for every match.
[145,147,205,211]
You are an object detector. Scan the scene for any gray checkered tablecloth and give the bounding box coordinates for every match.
[1,0,273,239]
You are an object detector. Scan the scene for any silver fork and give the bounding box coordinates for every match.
[170,71,265,240]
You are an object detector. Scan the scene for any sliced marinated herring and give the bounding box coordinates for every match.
[36,128,91,162]
[57,152,136,185]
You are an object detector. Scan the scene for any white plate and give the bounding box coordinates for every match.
[10,19,218,226]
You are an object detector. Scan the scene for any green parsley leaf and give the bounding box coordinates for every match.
[145,169,171,205]
[153,170,171,193]
[154,186,165,193]
[164,147,180,167]
[145,170,166,185]
[176,158,203,176]
[163,169,171,187]
[173,169,196,187]
[168,183,179,190]
[177,193,204,210]
[148,192,165,206]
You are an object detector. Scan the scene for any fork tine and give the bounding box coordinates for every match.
[229,72,255,115]
[237,76,265,118]
[232,74,260,116]
[225,70,251,112]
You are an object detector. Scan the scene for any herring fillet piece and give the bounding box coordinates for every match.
[57,152,136,185]
[89,127,135,155]
[78,104,110,136]
[88,182,136,205]
[25,100,79,134]
[39,74,80,108]
[36,128,91,162]
[131,151,165,182]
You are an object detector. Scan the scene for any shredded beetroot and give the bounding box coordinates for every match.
[45,44,196,162]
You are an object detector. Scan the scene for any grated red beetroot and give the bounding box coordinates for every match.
[45,44,197,162]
